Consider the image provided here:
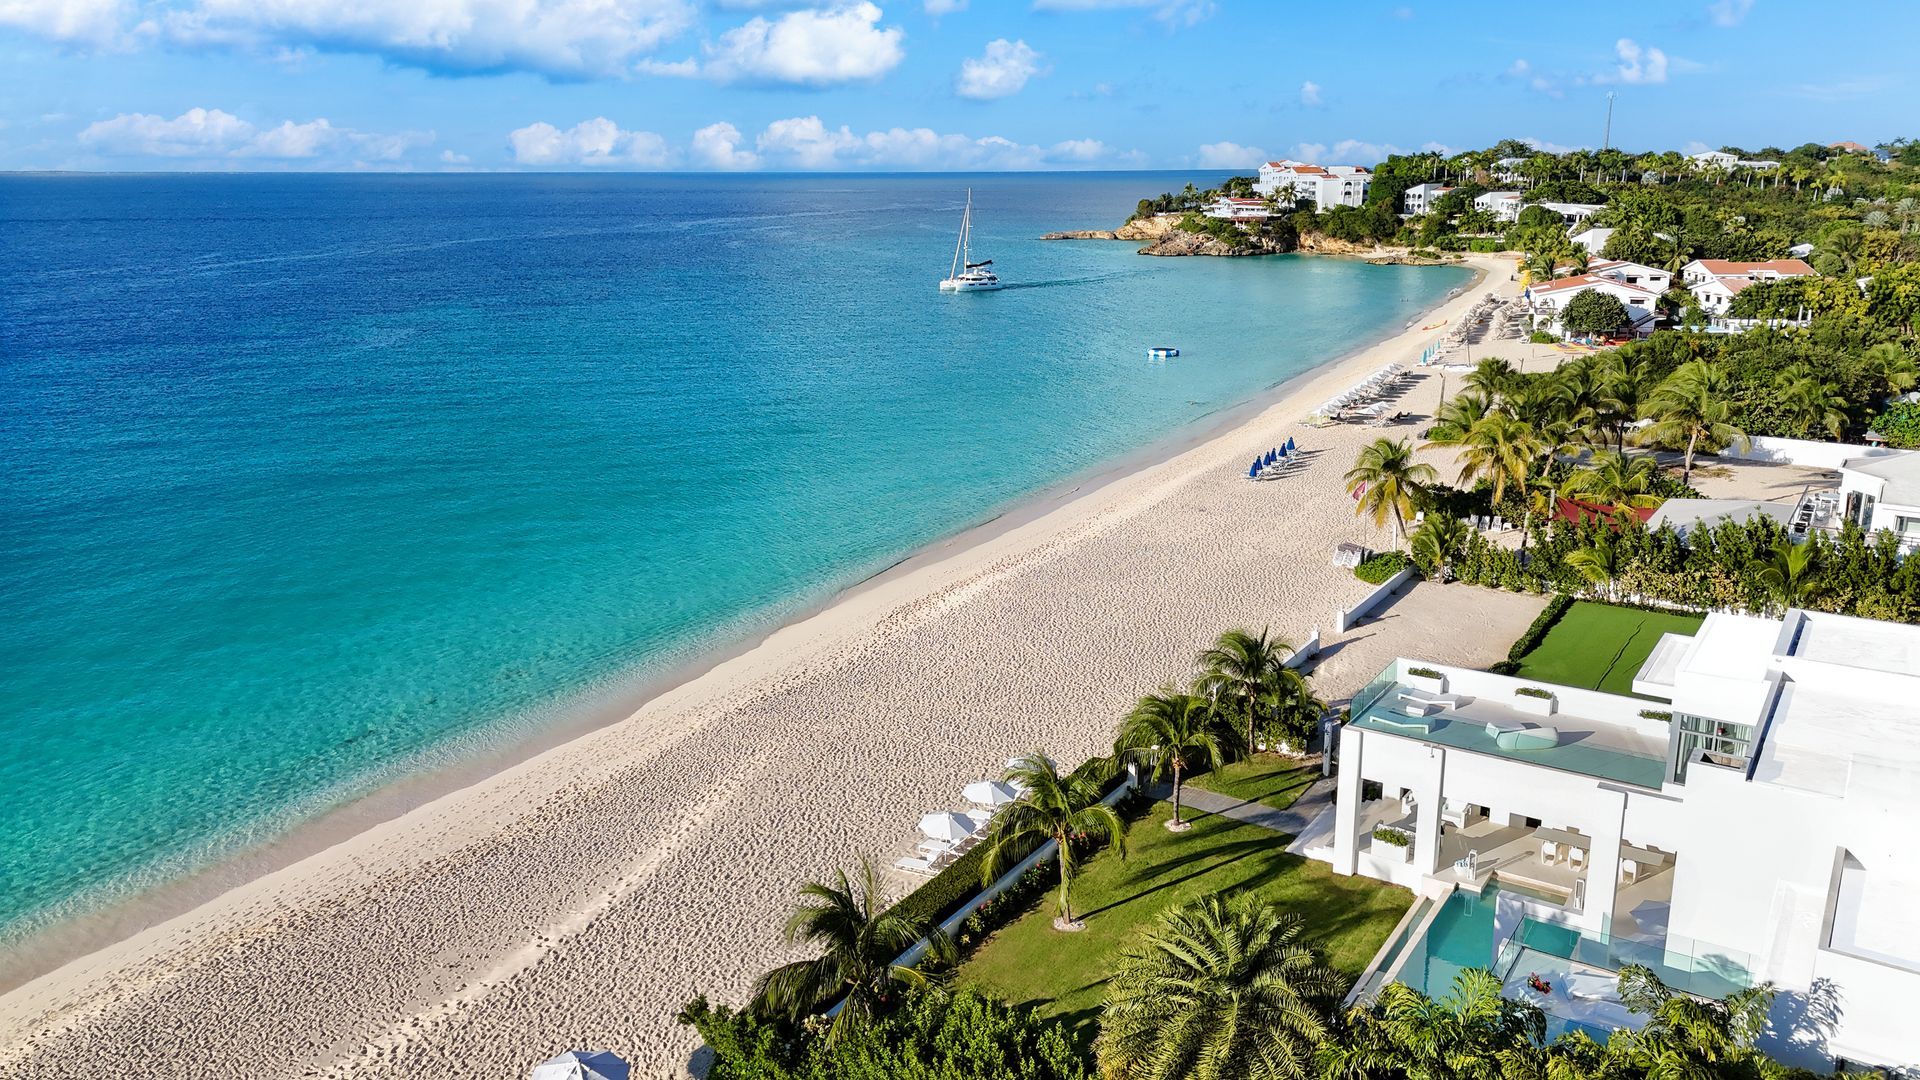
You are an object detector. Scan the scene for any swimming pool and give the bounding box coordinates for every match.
[1394,886,1578,998]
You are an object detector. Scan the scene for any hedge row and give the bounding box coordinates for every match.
[1488,593,1575,675]
[1354,551,1413,585]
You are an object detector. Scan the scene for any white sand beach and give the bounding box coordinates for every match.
[0,254,1570,1079]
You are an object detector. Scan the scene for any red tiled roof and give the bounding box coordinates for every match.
[1555,497,1656,526]
[1529,274,1662,297]
[1693,258,1816,277]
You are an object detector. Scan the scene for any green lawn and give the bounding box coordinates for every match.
[1187,756,1319,811]
[954,799,1412,1045]
[1515,601,1704,697]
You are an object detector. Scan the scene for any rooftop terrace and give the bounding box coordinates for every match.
[1351,663,1669,789]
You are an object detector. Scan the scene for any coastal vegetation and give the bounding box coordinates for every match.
[982,753,1129,931]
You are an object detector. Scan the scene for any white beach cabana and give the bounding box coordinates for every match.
[531,1050,629,1080]
[963,779,1020,807]
[919,811,977,843]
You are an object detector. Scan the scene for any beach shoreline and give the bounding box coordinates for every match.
[0,255,1542,1080]
[0,257,1483,998]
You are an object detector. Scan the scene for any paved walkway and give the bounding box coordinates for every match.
[1148,773,1337,837]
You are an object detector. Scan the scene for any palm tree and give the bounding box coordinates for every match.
[1116,688,1230,830]
[1612,964,1777,1076]
[1409,514,1471,581]
[1099,897,1337,1080]
[752,860,944,1040]
[1197,627,1289,758]
[1257,667,1325,753]
[982,753,1126,931]
[1422,391,1490,447]
[1462,358,1517,400]
[1636,361,1749,485]
[1863,342,1918,396]
[1345,437,1437,545]
[1562,450,1664,509]
[1753,537,1819,614]
[1772,364,1848,440]
[1568,533,1626,602]
[1454,413,1542,504]
[1323,971,1544,1080]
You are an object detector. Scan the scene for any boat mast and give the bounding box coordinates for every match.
[949,191,969,280]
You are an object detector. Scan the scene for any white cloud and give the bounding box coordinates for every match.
[440,149,471,164]
[1049,138,1106,162]
[1504,57,1562,97]
[956,38,1042,99]
[1030,0,1215,29]
[77,107,429,161]
[1292,138,1399,165]
[925,0,966,12]
[690,121,759,169]
[751,114,1096,170]
[1706,0,1752,27]
[702,2,904,85]
[0,0,130,45]
[1299,80,1321,107]
[507,117,674,167]
[1195,140,1265,168]
[1601,38,1668,85]
[160,0,696,79]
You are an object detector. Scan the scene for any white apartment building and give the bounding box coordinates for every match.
[1493,156,1529,185]
[1522,274,1662,338]
[1256,160,1372,211]
[1402,183,1452,216]
[1568,226,1615,254]
[1302,607,1920,1070]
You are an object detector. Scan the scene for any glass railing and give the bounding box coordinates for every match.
[1494,917,1755,1001]
[1350,663,1401,721]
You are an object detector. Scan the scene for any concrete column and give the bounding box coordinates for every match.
[1411,747,1446,876]
[1332,726,1365,876]
[1581,789,1628,936]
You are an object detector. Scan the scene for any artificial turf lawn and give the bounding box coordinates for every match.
[1187,756,1320,811]
[1514,601,1704,697]
[954,797,1412,1044]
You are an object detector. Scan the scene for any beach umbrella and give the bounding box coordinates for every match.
[1249,462,1259,478]
[1286,437,1296,452]
[919,811,976,843]
[963,779,1020,806]
[531,1051,629,1080]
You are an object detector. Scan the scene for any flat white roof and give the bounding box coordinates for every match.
[1646,498,1793,538]
[1752,611,1920,801]
[1791,610,1920,677]
[1676,612,1781,682]
[1841,452,1920,506]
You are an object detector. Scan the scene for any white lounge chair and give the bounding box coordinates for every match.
[1568,847,1587,871]
[1540,840,1561,865]
[1621,859,1640,885]
[894,855,937,875]
[1399,687,1463,708]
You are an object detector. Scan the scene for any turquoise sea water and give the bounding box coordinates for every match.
[0,173,1469,941]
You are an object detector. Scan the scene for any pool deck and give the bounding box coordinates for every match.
[1352,690,1668,789]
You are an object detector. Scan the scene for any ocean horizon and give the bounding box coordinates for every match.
[0,171,1471,945]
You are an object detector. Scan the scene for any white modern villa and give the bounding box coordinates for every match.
[1522,273,1663,338]
[1402,182,1453,216]
[1682,258,1819,318]
[1296,608,1920,1071]
[1256,160,1371,210]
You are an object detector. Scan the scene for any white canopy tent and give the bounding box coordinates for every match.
[531,1050,630,1080]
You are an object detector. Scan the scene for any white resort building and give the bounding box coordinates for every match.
[1474,191,1524,222]
[1256,160,1372,210]
[1298,608,1920,1071]
[1681,259,1818,319]
[1521,274,1662,338]
[1402,183,1453,216]
[1203,196,1274,222]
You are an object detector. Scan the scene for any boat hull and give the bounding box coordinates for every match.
[939,277,1003,292]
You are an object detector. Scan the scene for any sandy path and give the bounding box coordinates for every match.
[0,255,1555,1080]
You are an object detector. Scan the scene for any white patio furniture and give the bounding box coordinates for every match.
[1540,840,1561,865]
[894,855,938,875]
[1621,859,1640,885]
[1482,718,1525,737]
[1568,846,1587,871]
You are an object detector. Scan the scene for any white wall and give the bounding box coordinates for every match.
[1715,437,1911,471]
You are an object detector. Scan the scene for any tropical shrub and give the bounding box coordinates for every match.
[1370,826,1413,848]
[1354,551,1413,584]
[682,988,1094,1080]
[1514,686,1555,699]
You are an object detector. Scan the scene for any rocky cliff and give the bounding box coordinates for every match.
[1134,229,1293,257]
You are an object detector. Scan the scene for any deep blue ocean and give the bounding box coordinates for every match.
[0,172,1469,941]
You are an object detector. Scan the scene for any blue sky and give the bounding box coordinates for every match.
[0,0,1909,172]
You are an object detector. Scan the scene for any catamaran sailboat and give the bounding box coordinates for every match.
[939,190,1002,292]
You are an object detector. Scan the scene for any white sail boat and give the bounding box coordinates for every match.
[939,189,1002,292]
